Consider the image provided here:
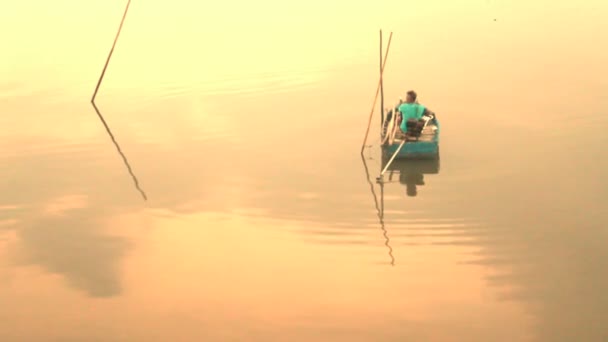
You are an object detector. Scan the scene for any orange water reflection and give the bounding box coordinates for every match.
[0,209,530,341]
[1,0,608,341]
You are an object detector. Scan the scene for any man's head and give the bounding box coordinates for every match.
[406,90,417,103]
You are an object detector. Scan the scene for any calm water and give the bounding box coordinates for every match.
[1,1,608,341]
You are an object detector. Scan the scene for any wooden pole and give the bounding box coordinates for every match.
[92,0,131,103]
[379,139,406,178]
[380,30,384,131]
[91,0,147,201]
[360,32,393,154]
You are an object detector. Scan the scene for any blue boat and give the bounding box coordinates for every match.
[381,107,440,160]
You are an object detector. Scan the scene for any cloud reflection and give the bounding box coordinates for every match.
[16,206,129,297]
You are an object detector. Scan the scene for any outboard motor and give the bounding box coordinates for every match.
[406,113,434,138]
[405,119,425,137]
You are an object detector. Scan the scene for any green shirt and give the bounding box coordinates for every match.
[398,103,426,131]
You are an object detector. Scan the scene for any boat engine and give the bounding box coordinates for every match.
[405,119,425,137]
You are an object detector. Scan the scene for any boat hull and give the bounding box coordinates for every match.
[382,116,440,160]
[383,141,439,159]
[381,156,440,174]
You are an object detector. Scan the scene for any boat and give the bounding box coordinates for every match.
[380,104,440,160]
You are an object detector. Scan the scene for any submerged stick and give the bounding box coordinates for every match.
[91,0,147,201]
[360,31,393,154]
[361,153,395,265]
[379,179,394,266]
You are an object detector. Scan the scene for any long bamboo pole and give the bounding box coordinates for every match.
[379,30,384,131]
[91,0,147,201]
[360,31,393,154]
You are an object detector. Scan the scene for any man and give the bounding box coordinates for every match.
[396,90,435,133]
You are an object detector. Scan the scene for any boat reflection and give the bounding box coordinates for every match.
[381,154,440,197]
[361,149,441,264]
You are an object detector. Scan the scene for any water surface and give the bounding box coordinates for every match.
[1,1,607,341]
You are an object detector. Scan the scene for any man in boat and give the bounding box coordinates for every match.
[396,90,435,135]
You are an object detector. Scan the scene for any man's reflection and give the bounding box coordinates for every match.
[400,173,425,197]
[384,158,440,197]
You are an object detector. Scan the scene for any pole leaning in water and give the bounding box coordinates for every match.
[360,31,393,154]
[377,139,406,182]
[379,30,384,131]
[91,0,148,201]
